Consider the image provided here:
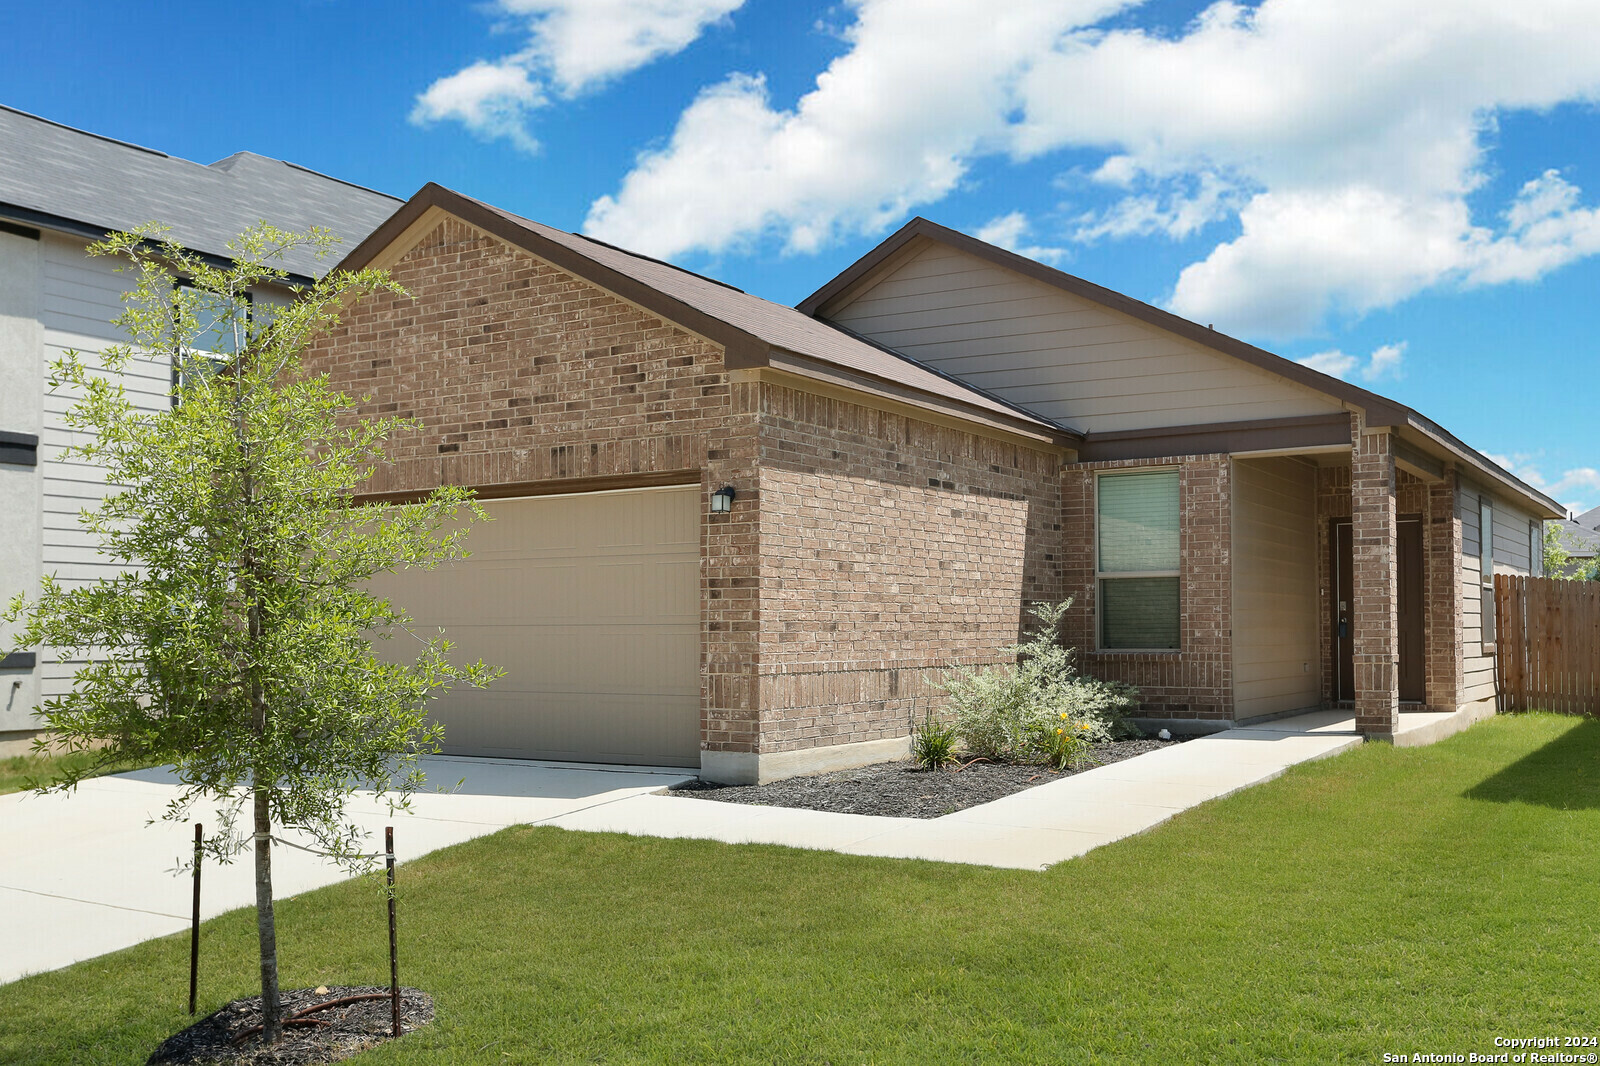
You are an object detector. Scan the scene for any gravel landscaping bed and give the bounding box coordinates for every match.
[670,736,1188,819]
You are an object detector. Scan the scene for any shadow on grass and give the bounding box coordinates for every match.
[1464,716,1600,809]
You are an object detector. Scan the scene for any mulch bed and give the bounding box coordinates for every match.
[670,736,1187,819]
[147,986,433,1065]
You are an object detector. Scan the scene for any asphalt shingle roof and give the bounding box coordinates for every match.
[462,196,1067,434]
[0,105,401,279]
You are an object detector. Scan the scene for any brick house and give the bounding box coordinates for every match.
[306,185,1562,783]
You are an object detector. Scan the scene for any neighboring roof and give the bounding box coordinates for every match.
[0,104,402,281]
[1574,505,1600,529]
[337,184,1075,444]
[800,216,1565,519]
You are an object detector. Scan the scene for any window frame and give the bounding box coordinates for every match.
[171,279,252,406]
[1094,466,1182,653]
[1480,494,1495,652]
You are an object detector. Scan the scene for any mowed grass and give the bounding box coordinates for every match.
[0,749,151,797]
[3,714,1598,1064]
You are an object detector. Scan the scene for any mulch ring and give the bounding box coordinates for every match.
[147,986,434,1065]
[670,737,1189,819]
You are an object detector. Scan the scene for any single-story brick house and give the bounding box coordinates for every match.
[307,184,1563,783]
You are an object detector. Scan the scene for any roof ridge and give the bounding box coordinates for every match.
[0,102,167,158]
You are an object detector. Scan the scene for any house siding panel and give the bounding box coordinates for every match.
[825,242,1346,433]
[1232,456,1320,719]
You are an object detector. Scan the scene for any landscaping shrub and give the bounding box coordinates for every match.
[934,600,1140,765]
[909,710,961,770]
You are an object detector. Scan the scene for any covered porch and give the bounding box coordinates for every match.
[1233,415,1463,739]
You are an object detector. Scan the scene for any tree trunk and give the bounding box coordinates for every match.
[253,783,282,1044]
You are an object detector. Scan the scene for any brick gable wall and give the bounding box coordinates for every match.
[301,217,764,756]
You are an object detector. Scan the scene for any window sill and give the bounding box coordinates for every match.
[1090,648,1183,656]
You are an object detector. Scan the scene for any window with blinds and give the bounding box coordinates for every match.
[1097,469,1180,649]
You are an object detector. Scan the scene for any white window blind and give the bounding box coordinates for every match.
[1098,470,1180,650]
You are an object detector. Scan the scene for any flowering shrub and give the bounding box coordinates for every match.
[934,600,1140,767]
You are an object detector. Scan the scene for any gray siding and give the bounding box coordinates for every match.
[1232,457,1320,719]
[822,240,1346,433]
[0,229,43,732]
[1459,479,1537,706]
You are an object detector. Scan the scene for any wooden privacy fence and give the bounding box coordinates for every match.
[1495,574,1600,714]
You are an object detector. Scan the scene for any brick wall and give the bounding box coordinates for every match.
[1061,455,1233,721]
[301,217,765,755]
[753,381,1062,752]
[1351,420,1399,734]
[1316,454,1450,711]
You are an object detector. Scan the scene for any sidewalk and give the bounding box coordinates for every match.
[544,705,1487,870]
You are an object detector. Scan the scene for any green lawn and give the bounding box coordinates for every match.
[0,749,151,797]
[3,714,1597,1064]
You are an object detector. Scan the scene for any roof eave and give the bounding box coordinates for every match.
[0,200,320,287]
[337,186,1070,440]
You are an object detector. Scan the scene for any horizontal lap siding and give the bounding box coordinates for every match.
[1233,457,1320,718]
[37,234,166,700]
[825,242,1345,433]
[1459,482,1537,705]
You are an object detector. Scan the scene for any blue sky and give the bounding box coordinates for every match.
[6,0,1600,512]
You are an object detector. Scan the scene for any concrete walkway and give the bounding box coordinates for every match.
[0,705,1484,984]
[0,757,690,985]
[541,706,1484,869]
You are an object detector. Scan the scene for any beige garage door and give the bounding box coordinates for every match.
[368,486,701,767]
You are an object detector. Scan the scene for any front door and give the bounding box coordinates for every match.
[1331,517,1425,702]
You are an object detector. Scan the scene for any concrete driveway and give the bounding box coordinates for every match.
[0,756,691,985]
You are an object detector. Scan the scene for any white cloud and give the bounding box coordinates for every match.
[586,0,1600,338]
[974,211,1067,263]
[412,0,744,150]
[1296,341,1405,383]
[411,60,546,152]
[1477,451,1600,516]
[586,0,1133,255]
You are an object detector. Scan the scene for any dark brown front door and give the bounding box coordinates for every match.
[1396,518,1425,702]
[1331,517,1425,703]
[1333,520,1354,701]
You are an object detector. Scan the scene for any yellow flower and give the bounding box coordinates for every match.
[1079,723,1090,731]
[1055,728,1063,735]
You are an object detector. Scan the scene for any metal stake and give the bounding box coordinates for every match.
[189,823,202,1015]
[386,826,400,1038]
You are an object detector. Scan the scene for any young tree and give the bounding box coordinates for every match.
[1,224,497,1045]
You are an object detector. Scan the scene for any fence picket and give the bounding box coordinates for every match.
[1494,574,1600,715]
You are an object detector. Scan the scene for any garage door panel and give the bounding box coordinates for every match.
[366,486,701,767]
[430,624,698,691]
[433,689,700,766]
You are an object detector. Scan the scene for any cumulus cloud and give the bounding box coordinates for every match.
[411,60,546,152]
[1296,342,1405,383]
[975,211,1068,263]
[1479,451,1600,515]
[411,0,744,150]
[586,0,1600,338]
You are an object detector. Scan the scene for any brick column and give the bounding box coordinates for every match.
[1352,420,1399,737]
[1425,469,1463,711]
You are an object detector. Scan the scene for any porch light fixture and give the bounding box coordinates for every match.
[711,486,736,514]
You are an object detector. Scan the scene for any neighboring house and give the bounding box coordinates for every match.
[0,105,400,753]
[1548,505,1600,576]
[303,186,1562,783]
